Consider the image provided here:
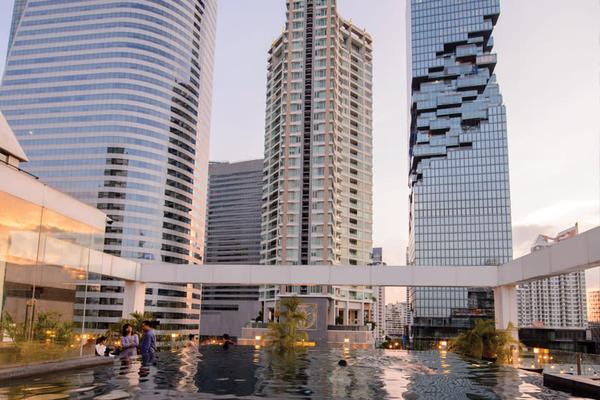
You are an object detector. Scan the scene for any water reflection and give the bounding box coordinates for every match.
[0,348,588,399]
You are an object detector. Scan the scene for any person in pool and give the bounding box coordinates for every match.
[140,320,157,364]
[187,333,198,347]
[95,336,114,357]
[120,323,139,358]
[222,333,234,350]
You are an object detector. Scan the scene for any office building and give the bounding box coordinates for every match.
[1,0,218,337]
[518,225,587,329]
[202,160,263,338]
[588,290,600,353]
[259,0,374,338]
[385,302,408,338]
[589,290,600,325]
[370,247,387,342]
[406,0,513,339]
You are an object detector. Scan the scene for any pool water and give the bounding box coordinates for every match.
[0,347,591,399]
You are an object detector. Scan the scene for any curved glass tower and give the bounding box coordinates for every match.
[1,0,217,336]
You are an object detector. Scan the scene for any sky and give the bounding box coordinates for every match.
[1,0,598,304]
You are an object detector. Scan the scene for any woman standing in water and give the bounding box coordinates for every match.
[120,323,139,358]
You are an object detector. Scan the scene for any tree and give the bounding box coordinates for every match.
[450,319,521,363]
[266,297,308,352]
[32,312,74,343]
[1,311,73,344]
[1,311,25,343]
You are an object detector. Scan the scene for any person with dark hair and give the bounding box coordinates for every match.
[95,336,114,357]
[222,333,234,350]
[140,320,156,364]
[120,323,139,358]
[187,333,198,348]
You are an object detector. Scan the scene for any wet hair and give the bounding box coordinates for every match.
[122,323,133,337]
[96,336,107,345]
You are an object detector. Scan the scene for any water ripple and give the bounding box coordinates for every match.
[0,348,589,399]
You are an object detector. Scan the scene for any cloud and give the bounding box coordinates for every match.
[512,200,599,258]
[512,223,554,258]
[515,200,598,228]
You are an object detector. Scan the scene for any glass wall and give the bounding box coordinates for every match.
[0,191,103,366]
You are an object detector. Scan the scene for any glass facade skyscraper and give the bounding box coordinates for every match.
[407,0,512,339]
[202,159,263,338]
[1,0,217,336]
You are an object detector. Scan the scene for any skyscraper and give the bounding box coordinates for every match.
[518,225,588,329]
[1,0,217,337]
[202,160,263,338]
[407,0,513,339]
[260,0,374,327]
[385,302,408,338]
[370,247,387,342]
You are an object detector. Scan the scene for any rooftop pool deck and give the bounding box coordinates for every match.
[0,347,595,399]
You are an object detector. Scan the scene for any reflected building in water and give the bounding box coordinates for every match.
[1,0,218,337]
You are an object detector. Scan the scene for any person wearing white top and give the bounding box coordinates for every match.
[95,336,114,357]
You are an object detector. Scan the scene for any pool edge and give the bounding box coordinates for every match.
[0,357,114,382]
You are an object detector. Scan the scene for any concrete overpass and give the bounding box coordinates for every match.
[110,226,600,333]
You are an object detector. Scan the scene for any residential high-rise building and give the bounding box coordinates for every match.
[202,160,263,338]
[588,290,600,326]
[518,225,587,328]
[370,247,387,342]
[385,302,408,338]
[1,0,217,337]
[406,0,513,340]
[260,0,374,329]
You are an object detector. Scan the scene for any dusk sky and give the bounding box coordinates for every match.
[1,0,598,303]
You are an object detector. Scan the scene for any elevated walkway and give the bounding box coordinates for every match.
[117,227,600,332]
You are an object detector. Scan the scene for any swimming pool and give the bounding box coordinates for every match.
[0,347,589,399]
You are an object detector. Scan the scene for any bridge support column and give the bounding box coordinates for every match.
[343,302,349,325]
[123,280,146,319]
[493,284,518,338]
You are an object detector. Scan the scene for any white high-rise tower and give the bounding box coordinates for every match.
[260,0,374,328]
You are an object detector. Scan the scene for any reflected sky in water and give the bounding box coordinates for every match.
[0,347,590,399]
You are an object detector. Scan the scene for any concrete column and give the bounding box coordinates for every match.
[493,284,518,337]
[343,302,349,325]
[122,280,146,319]
[359,303,365,325]
[329,300,336,325]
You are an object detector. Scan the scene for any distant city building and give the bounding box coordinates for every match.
[370,248,387,342]
[588,290,600,325]
[385,302,408,338]
[406,0,513,340]
[1,0,218,337]
[588,290,600,353]
[259,0,374,333]
[202,160,263,338]
[518,224,587,329]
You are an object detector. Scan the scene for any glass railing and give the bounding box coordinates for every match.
[0,191,109,368]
